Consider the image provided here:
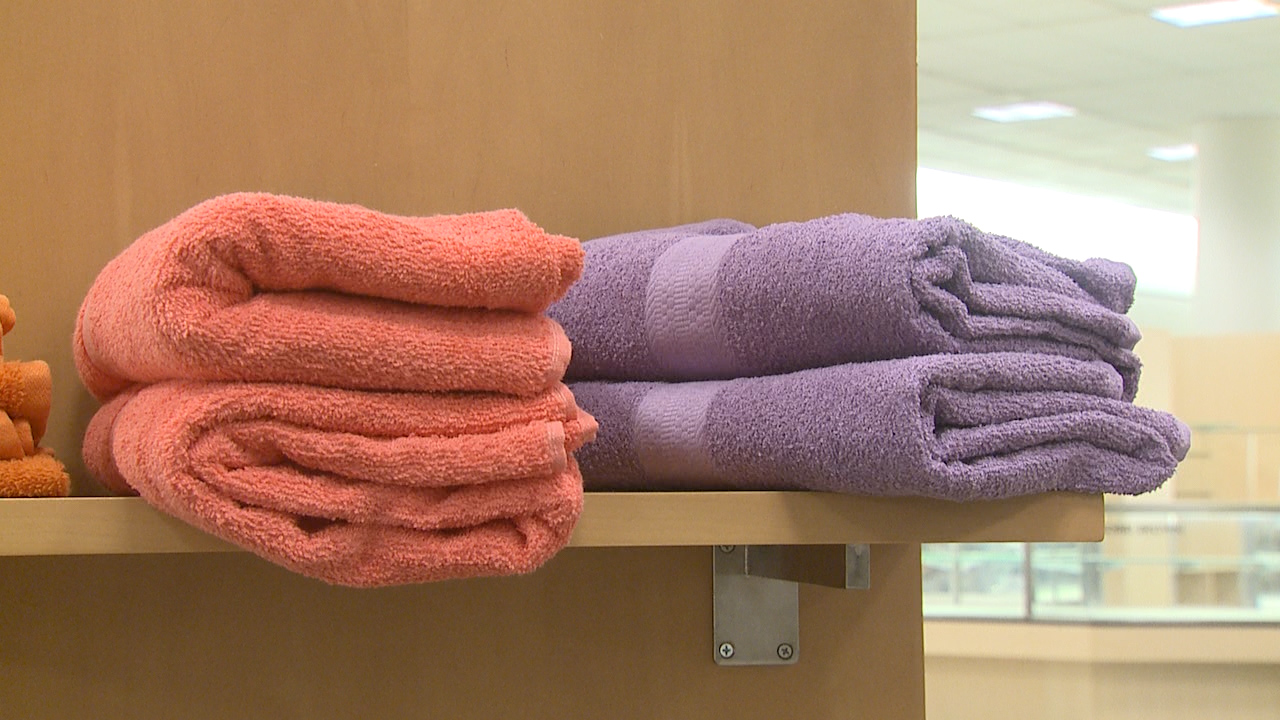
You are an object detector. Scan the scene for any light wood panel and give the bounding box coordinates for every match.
[926,620,1280,665]
[926,656,1280,720]
[1172,334,1280,430]
[0,492,1104,556]
[1168,333,1280,502]
[925,622,1280,720]
[0,545,925,720]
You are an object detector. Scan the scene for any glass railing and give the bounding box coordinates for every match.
[922,504,1280,623]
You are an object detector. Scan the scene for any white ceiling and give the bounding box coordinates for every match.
[918,0,1280,213]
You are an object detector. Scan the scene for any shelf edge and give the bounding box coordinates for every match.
[0,492,1104,557]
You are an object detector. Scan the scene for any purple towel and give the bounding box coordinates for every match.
[570,353,1189,500]
[549,214,1144,400]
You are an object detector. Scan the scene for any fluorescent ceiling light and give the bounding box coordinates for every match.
[972,101,1077,123]
[1152,0,1278,27]
[1148,143,1198,162]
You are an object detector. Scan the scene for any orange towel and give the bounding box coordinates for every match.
[12,417,35,456]
[0,293,13,358]
[0,294,14,336]
[74,193,583,401]
[0,299,50,461]
[0,361,51,443]
[0,450,70,498]
[0,410,23,460]
[83,380,597,587]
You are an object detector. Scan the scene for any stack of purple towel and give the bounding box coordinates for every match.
[548,214,1190,500]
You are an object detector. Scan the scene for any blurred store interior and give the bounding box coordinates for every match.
[915,2,1280,718]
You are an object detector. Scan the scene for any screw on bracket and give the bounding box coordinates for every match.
[718,642,736,659]
[776,643,794,660]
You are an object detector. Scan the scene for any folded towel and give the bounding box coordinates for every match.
[0,450,70,498]
[84,380,597,587]
[0,292,13,333]
[12,417,34,456]
[549,214,1143,399]
[0,361,51,443]
[0,300,56,475]
[0,294,14,336]
[0,410,24,459]
[0,414,36,460]
[570,353,1188,500]
[0,294,12,360]
[74,193,583,401]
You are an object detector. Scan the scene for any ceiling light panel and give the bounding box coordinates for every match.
[1151,0,1279,27]
[972,101,1078,123]
[1147,143,1199,161]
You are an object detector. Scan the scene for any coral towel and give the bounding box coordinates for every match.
[84,381,597,587]
[571,353,1188,500]
[75,193,583,400]
[549,215,1143,399]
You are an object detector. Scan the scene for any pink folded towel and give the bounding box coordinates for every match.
[84,381,597,587]
[74,193,583,400]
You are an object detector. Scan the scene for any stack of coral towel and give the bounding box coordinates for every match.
[548,214,1190,499]
[76,193,595,586]
[0,294,71,498]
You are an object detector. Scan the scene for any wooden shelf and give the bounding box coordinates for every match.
[0,492,1103,556]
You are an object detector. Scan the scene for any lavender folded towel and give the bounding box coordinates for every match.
[570,353,1188,500]
[549,214,1144,400]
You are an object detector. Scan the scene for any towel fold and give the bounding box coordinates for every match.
[0,411,24,459]
[0,361,51,443]
[570,353,1188,500]
[0,299,63,490]
[0,294,14,356]
[74,193,583,401]
[12,417,34,456]
[83,380,597,587]
[550,214,1143,399]
[0,451,70,498]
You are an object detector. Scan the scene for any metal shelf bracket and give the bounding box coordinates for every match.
[713,544,870,666]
